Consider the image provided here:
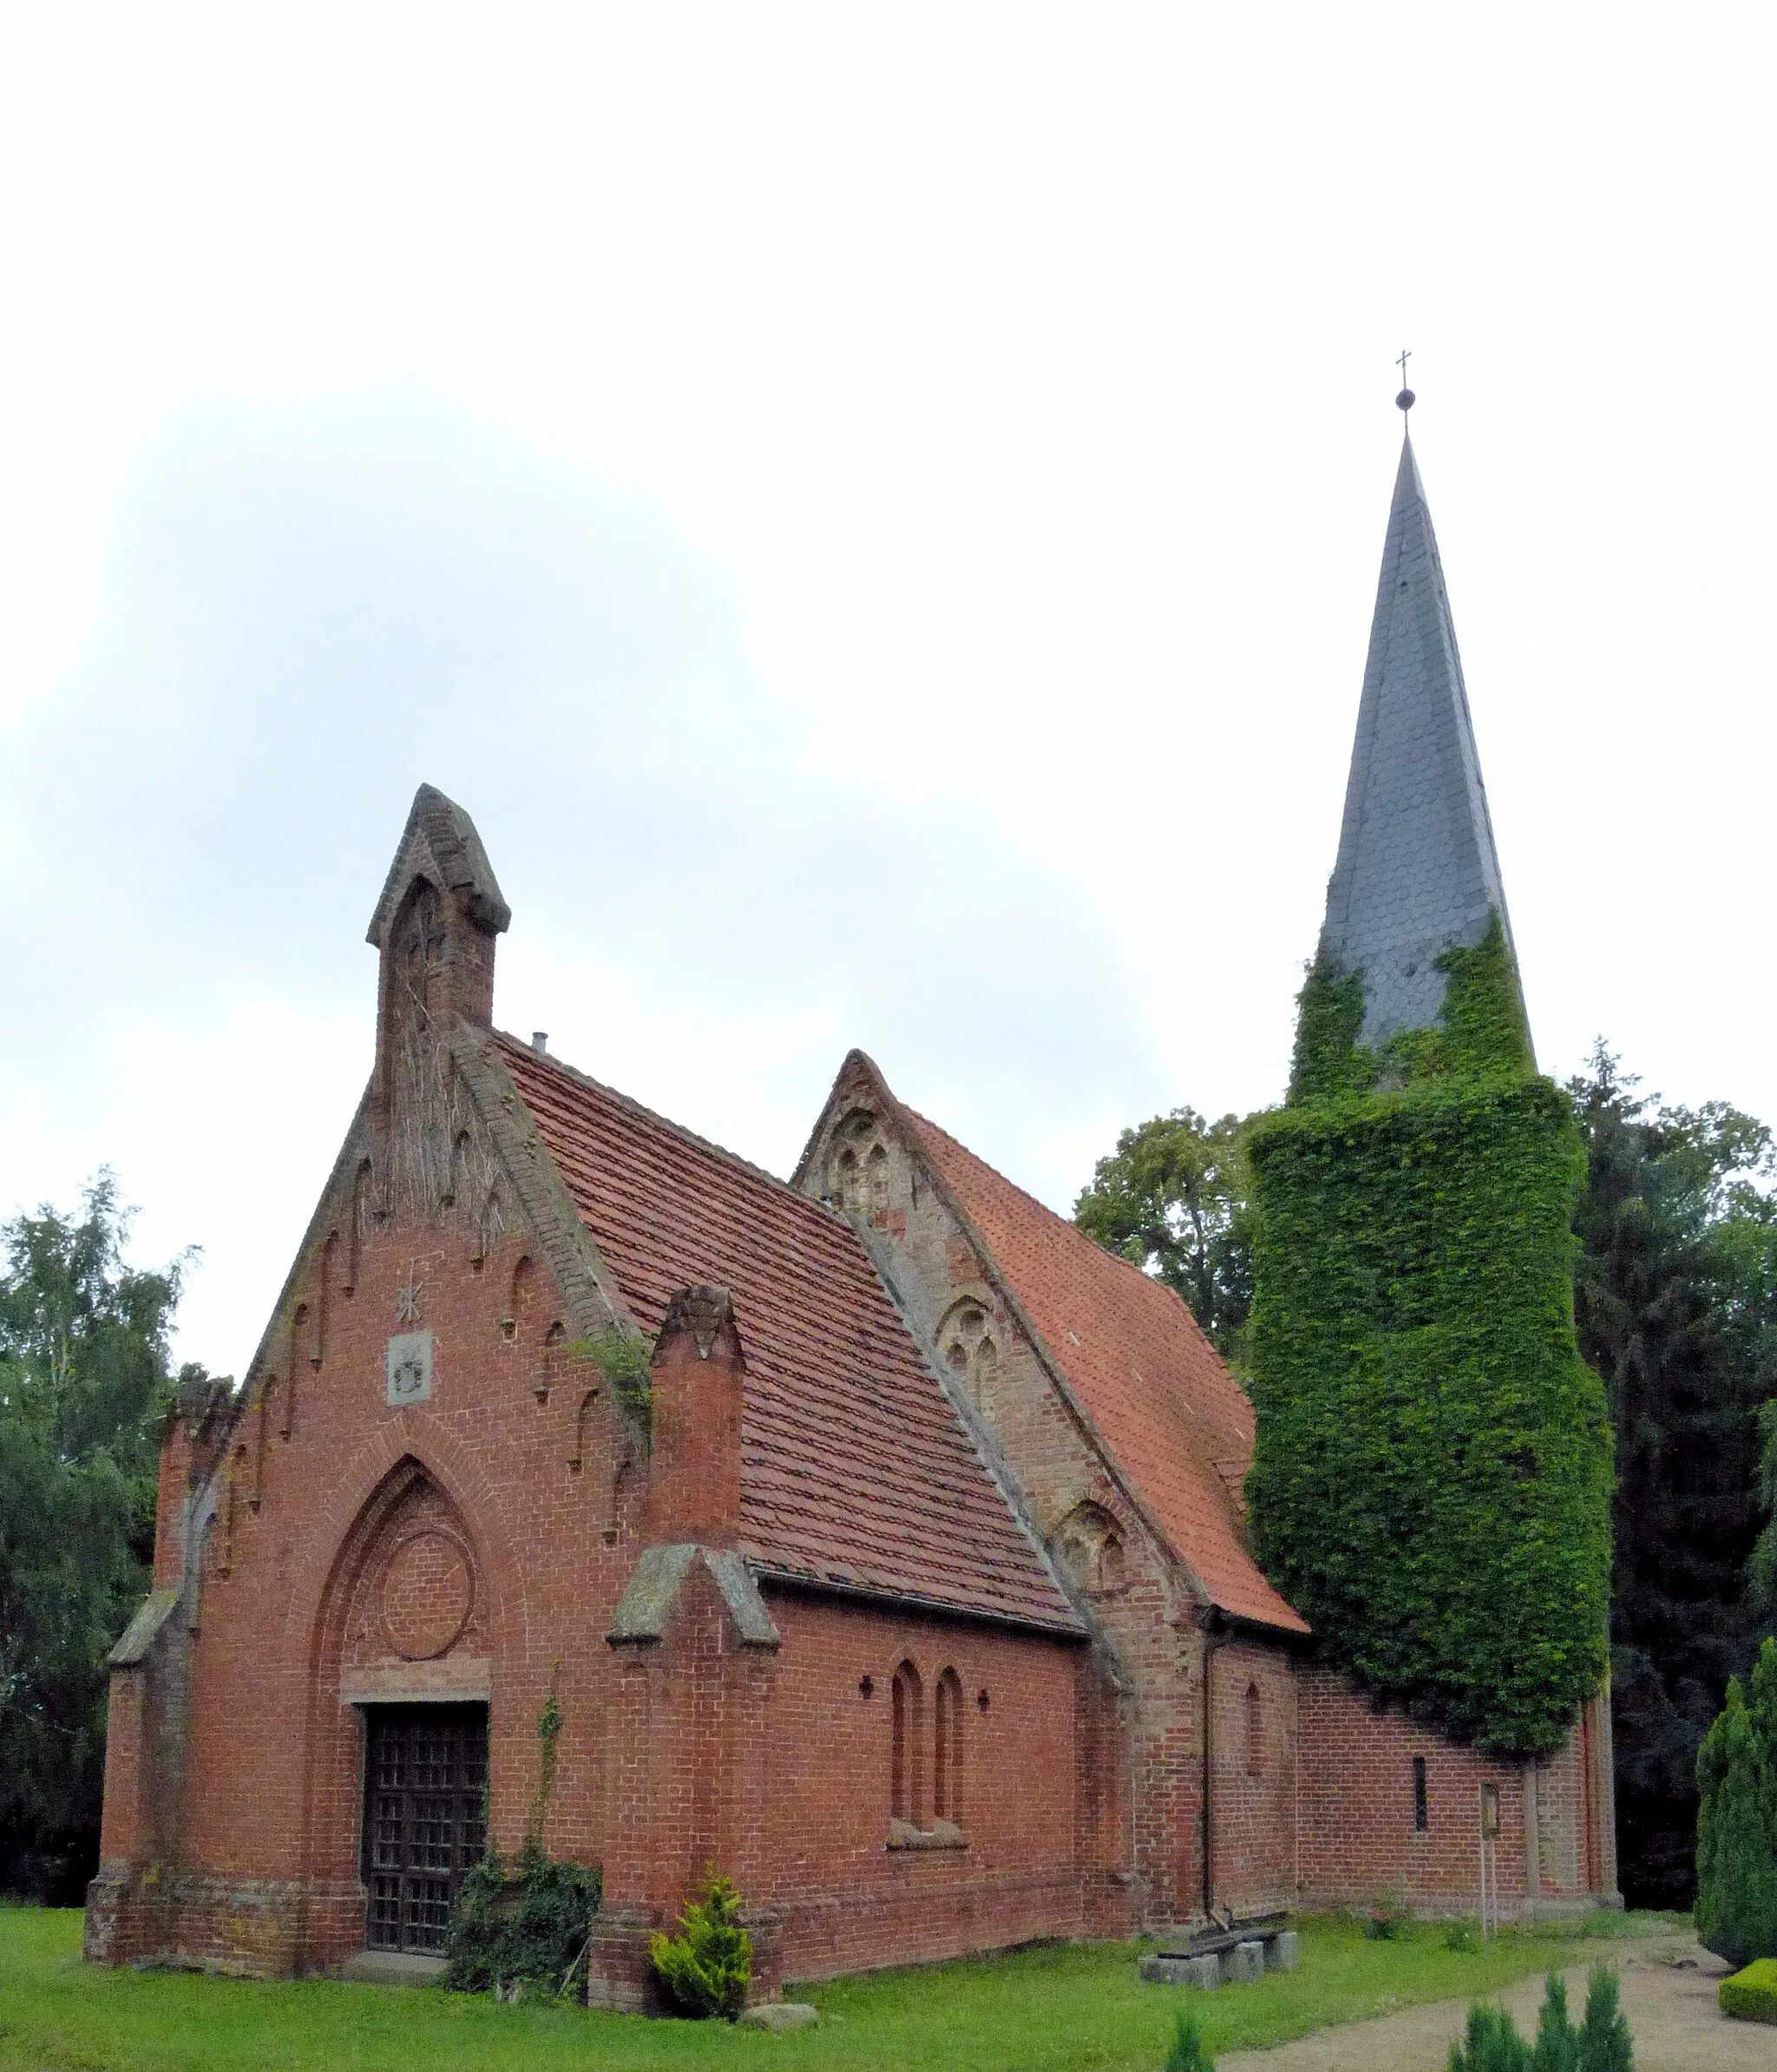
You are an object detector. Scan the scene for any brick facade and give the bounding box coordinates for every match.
[87,785,1617,1996]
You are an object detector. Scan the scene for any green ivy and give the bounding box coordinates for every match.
[565,1321,655,1432]
[1248,910,1612,1754]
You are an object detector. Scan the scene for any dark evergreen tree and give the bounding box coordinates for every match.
[0,1175,200,1900]
[1568,1046,1777,1906]
[1695,1636,1777,1966]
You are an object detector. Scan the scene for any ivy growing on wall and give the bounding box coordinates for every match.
[1247,911,1612,1754]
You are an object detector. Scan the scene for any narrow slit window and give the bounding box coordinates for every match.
[934,1669,962,1824]
[1413,1755,1428,1833]
[891,1661,922,1826]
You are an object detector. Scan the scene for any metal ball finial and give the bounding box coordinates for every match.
[1396,387,1416,413]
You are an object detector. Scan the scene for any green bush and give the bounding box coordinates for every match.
[1363,1879,1412,1940]
[1721,1956,1777,2023]
[1162,2006,1215,2071]
[649,1873,752,2020]
[1446,1968,1630,2072]
[1448,2002,1531,2072]
[444,1839,601,1996]
[1696,1636,1777,1966]
[1247,912,1613,1754]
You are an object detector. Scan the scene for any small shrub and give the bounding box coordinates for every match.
[1529,1972,1577,2070]
[1574,1965,1632,2072]
[1449,2001,1532,2072]
[1445,1918,1479,1953]
[1721,1956,1777,2023]
[444,1840,601,1996]
[1364,1879,1412,1940]
[649,1873,751,2020]
[572,1323,656,1427]
[1446,1967,1631,2072]
[1696,1636,1777,1967]
[1163,2005,1215,2071]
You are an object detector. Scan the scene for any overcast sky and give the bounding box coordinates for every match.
[3,7,1773,1374]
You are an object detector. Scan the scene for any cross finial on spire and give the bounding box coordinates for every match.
[1395,348,1415,416]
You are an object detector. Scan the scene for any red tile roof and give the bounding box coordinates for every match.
[905,1110,1309,1636]
[495,1036,1080,1635]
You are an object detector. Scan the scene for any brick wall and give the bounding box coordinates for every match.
[89,1122,1127,1982]
[1295,1668,1607,1916]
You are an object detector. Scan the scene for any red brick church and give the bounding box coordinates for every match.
[87,438,1618,2000]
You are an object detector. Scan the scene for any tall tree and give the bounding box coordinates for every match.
[1072,1107,1253,1361]
[0,1175,200,1901]
[1567,1046,1777,1907]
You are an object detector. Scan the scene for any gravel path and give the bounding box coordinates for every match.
[1219,1938,1771,2072]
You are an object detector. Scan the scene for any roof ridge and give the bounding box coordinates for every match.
[495,1032,848,1236]
[904,1104,1204,1315]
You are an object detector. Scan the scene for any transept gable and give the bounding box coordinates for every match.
[794,1049,1308,1640]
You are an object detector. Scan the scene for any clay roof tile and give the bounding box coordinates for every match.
[495,1036,1079,1635]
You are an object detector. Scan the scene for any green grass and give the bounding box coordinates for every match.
[0,1907,1683,2072]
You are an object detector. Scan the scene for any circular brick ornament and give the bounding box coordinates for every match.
[380,1532,472,1659]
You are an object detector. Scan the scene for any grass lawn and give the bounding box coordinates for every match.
[0,1906,1681,2072]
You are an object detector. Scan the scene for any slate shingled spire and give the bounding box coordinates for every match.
[1320,433,1523,1051]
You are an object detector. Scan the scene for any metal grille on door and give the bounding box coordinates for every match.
[363,1704,488,1953]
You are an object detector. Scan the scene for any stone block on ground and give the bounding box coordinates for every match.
[738,2002,819,2032]
[1222,1939,1265,1985]
[1265,1930,1300,1973]
[1139,1953,1220,1989]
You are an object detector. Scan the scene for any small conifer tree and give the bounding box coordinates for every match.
[649,1872,752,2020]
[1696,1636,1777,1966]
[1449,1968,1631,2072]
[1162,2006,1215,2072]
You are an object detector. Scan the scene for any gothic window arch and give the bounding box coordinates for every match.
[1245,1681,1262,1778]
[1054,1499,1128,1597]
[503,1256,534,1343]
[317,1231,339,1365]
[934,1667,963,1825]
[473,1187,503,1269]
[444,1131,472,1210]
[831,1109,885,1220]
[392,879,447,1033]
[347,1159,373,1294]
[891,1659,923,1826]
[937,1297,998,1408]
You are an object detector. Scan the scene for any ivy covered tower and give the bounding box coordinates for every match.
[1245,419,1613,1755]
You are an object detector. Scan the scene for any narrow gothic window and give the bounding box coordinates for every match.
[445,1131,471,1209]
[395,881,447,1030]
[836,1148,861,1216]
[505,1256,534,1342]
[1245,1682,1262,1777]
[348,1159,374,1294]
[868,1143,889,1216]
[934,1668,963,1824]
[1413,1755,1428,1832]
[318,1231,338,1362]
[891,1661,923,1826]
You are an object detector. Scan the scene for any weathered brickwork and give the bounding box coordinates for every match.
[89,780,1616,1996]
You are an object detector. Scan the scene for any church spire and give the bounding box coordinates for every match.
[1319,425,1523,1052]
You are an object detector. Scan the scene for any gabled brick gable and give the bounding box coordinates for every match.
[495,1036,1080,1636]
[902,1109,1307,1636]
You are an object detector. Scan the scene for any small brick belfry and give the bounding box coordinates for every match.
[88,436,1616,1993]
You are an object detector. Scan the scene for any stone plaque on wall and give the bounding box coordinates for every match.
[386,1332,434,1406]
